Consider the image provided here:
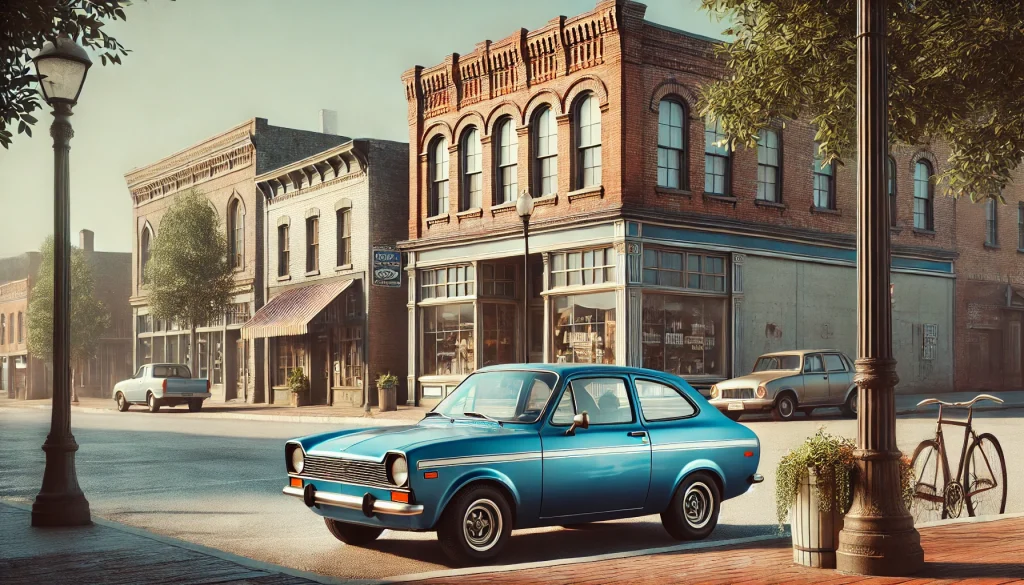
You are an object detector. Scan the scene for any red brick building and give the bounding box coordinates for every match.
[396,0,1004,405]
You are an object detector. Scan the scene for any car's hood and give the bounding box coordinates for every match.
[305,419,533,460]
[717,370,799,388]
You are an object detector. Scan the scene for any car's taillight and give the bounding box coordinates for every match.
[162,379,167,392]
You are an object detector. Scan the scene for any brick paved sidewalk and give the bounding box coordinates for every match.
[406,516,1024,585]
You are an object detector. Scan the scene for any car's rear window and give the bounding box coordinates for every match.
[152,365,191,378]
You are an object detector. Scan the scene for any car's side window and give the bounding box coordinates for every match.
[134,367,144,379]
[572,378,634,425]
[635,379,696,421]
[551,387,576,425]
[824,354,846,373]
[804,354,824,373]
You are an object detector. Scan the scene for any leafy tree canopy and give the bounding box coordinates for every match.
[699,0,1024,202]
[146,188,234,337]
[26,236,110,363]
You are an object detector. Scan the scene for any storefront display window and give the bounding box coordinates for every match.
[332,326,363,387]
[421,265,475,300]
[423,303,475,375]
[641,293,726,376]
[275,337,305,387]
[197,333,209,380]
[550,247,615,288]
[482,303,516,366]
[481,263,516,298]
[552,291,616,364]
[642,249,726,293]
[138,338,152,365]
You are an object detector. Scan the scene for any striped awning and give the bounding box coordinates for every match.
[241,279,353,340]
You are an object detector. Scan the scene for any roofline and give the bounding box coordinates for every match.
[124,118,257,184]
[643,21,726,46]
[254,139,360,183]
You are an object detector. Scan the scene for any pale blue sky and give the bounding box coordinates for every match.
[0,0,728,256]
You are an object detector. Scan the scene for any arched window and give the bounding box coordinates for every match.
[657,99,686,189]
[429,137,450,216]
[756,129,780,202]
[461,127,482,210]
[533,106,558,196]
[812,142,835,210]
[228,199,244,269]
[575,94,602,188]
[140,225,152,284]
[913,160,934,230]
[887,156,897,226]
[704,116,730,196]
[496,117,518,204]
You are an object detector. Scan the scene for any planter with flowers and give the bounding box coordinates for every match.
[376,372,399,412]
[288,367,310,407]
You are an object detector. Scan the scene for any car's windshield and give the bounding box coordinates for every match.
[432,370,559,423]
[752,355,800,372]
[152,365,191,378]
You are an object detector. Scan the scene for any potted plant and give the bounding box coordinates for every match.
[776,429,917,569]
[288,367,310,407]
[376,372,399,412]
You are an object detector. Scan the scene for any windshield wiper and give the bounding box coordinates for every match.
[424,411,454,422]
[463,412,504,426]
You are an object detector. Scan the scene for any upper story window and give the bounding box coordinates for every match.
[305,217,319,273]
[140,225,152,284]
[642,248,726,292]
[887,156,898,226]
[7,313,13,344]
[429,137,450,216]
[757,129,780,202]
[337,208,351,266]
[533,106,558,196]
[496,118,518,204]
[704,117,730,196]
[986,199,999,246]
[812,143,835,210]
[480,263,516,298]
[421,265,476,300]
[461,127,482,210]
[0,314,5,346]
[575,94,601,188]
[17,312,23,343]
[1018,203,1024,251]
[550,247,615,288]
[228,199,244,269]
[277,224,289,277]
[657,99,686,190]
[913,160,934,230]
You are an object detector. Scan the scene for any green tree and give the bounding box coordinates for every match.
[699,0,1024,201]
[145,188,234,368]
[26,236,110,403]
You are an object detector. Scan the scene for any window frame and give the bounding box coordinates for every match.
[429,137,450,216]
[277,224,289,277]
[913,160,935,230]
[547,375,637,427]
[495,117,518,205]
[533,106,558,196]
[574,94,602,189]
[140,225,152,284]
[305,216,319,273]
[823,353,848,373]
[633,377,699,422]
[549,247,616,289]
[812,144,836,210]
[657,98,687,190]
[887,155,898,226]
[337,207,351,266]
[985,198,999,247]
[461,126,483,210]
[803,353,825,374]
[641,248,727,293]
[703,116,731,196]
[228,199,244,270]
[1018,203,1024,251]
[756,129,781,203]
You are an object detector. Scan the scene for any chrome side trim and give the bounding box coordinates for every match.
[543,444,650,460]
[652,439,759,452]
[282,485,424,516]
[416,452,541,470]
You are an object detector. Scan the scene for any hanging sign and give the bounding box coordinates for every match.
[372,248,402,288]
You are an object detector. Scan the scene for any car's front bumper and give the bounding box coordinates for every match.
[282,485,424,516]
[709,398,774,413]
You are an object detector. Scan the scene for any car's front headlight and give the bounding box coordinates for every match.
[290,446,305,474]
[710,384,719,399]
[756,385,767,399]
[389,455,409,487]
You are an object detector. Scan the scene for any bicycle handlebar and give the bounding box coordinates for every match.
[916,393,1004,409]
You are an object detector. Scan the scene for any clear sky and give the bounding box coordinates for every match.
[0,0,729,257]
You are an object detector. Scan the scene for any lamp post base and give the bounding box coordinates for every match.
[836,523,923,576]
[31,436,91,527]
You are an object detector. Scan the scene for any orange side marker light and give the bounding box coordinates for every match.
[391,491,410,503]
[424,471,438,479]
[744,451,754,458]
[290,477,303,488]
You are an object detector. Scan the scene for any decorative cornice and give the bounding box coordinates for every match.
[129,145,254,206]
[125,120,255,192]
[0,279,28,302]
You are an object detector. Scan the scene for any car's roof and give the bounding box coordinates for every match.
[759,349,847,357]
[475,363,683,379]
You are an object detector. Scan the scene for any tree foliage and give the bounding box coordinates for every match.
[26,236,110,364]
[145,188,234,343]
[699,0,1024,202]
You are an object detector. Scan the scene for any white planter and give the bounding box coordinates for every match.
[790,467,844,569]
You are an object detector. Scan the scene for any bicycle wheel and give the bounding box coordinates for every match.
[910,439,948,524]
[965,433,1007,517]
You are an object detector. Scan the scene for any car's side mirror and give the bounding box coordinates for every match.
[565,411,590,436]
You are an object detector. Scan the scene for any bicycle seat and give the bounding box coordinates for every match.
[916,394,1004,408]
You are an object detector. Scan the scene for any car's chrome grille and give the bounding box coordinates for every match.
[301,456,392,489]
[722,388,755,399]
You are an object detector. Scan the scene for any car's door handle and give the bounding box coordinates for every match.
[628,431,647,438]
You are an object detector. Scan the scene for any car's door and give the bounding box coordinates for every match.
[125,366,143,402]
[823,353,853,404]
[539,375,652,518]
[801,354,829,404]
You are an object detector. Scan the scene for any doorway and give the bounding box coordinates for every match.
[309,333,329,405]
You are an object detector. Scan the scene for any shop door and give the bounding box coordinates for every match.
[309,334,329,405]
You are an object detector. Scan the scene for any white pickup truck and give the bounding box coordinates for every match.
[112,363,211,413]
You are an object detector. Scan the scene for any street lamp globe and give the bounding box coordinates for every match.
[33,38,92,106]
[516,189,535,220]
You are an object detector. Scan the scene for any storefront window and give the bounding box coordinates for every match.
[152,337,165,363]
[641,293,726,376]
[422,303,475,376]
[138,338,152,365]
[332,326,364,387]
[275,337,305,387]
[482,303,517,366]
[642,249,726,293]
[551,247,615,288]
[552,291,616,364]
[420,265,475,300]
[197,333,209,380]
[481,263,516,298]
[212,338,223,385]
[167,334,180,364]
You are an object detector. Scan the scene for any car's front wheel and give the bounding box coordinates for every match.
[147,393,160,413]
[324,518,384,546]
[841,389,858,418]
[115,392,130,412]
[771,394,798,421]
[661,472,721,540]
[437,484,512,565]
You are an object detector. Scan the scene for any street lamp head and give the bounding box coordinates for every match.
[516,189,535,219]
[33,37,92,107]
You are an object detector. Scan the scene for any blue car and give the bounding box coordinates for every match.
[283,364,762,564]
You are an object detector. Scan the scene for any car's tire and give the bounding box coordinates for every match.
[661,471,721,541]
[771,394,798,421]
[723,411,742,421]
[324,518,384,546]
[147,393,161,413]
[840,389,858,418]
[437,484,513,566]
[115,392,130,412]
[188,399,203,413]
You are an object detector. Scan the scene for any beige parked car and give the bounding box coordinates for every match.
[708,350,858,421]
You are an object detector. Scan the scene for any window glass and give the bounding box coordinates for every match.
[642,249,726,292]
[481,303,517,367]
[534,107,558,195]
[824,354,846,373]
[432,137,450,215]
[433,370,557,423]
[704,116,729,195]
[552,292,616,364]
[914,160,933,230]
[813,143,835,209]
[658,99,685,189]
[550,247,615,288]
[804,354,825,373]
[576,95,602,188]
[636,379,696,421]
[641,293,726,376]
[462,127,483,209]
[571,378,632,425]
[753,355,800,371]
[497,118,518,204]
[756,129,780,202]
[551,387,576,425]
[422,303,475,376]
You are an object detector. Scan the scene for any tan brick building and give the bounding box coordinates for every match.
[125,118,347,404]
[398,0,978,405]
[0,279,32,398]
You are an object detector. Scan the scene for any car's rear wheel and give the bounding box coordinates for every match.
[723,411,742,421]
[188,399,203,412]
[841,389,858,418]
[661,471,721,540]
[147,393,160,413]
[437,484,512,565]
[771,394,797,421]
[115,393,130,412]
[324,518,384,546]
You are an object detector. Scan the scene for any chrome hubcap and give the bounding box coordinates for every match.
[463,499,502,551]
[780,399,794,417]
[683,482,713,529]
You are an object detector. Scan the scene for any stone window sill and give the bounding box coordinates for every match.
[457,208,483,220]
[276,275,291,282]
[1017,248,1024,254]
[491,201,516,216]
[754,199,787,210]
[704,194,738,206]
[568,185,604,202]
[891,225,903,234]
[533,193,558,207]
[912,227,936,237]
[984,242,1001,250]
[335,264,353,272]
[810,206,841,215]
[426,214,450,226]
[655,187,692,198]
[305,270,320,277]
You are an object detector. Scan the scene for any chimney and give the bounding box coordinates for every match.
[319,109,338,135]
[79,229,94,252]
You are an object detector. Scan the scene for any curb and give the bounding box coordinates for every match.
[5,403,419,426]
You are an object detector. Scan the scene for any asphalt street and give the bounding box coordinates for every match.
[1,405,1021,580]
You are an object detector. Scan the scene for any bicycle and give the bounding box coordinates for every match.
[909,394,1007,524]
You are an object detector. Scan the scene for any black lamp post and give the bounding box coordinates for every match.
[515,190,535,363]
[31,37,92,528]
